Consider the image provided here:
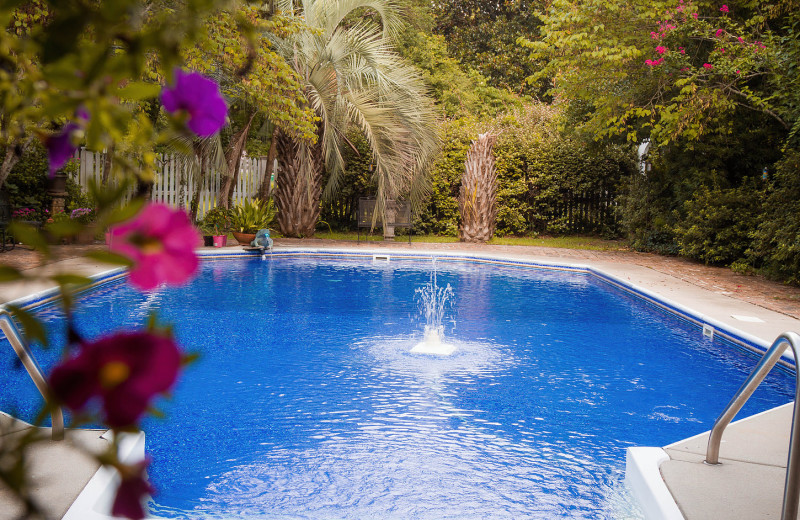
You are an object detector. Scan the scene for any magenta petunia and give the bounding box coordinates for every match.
[109,203,200,291]
[48,331,182,428]
[45,123,80,177]
[45,109,90,177]
[111,461,155,520]
[161,69,227,137]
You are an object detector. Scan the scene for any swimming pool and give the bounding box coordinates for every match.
[1,255,795,519]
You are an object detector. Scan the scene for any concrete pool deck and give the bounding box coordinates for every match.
[1,239,799,518]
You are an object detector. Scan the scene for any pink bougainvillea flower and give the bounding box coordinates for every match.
[645,58,664,66]
[735,69,741,74]
[650,31,659,40]
[720,4,729,12]
[655,46,668,54]
[715,28,724,37]
[679,47,686,54]
[703,63,714,69]
[48,330,182,428]
[109,203,200,291]
[161,69,227,137]
[111,461,155,520]
[692,12,698,18]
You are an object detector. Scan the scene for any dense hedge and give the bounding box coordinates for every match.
[616,115,800,284]
[415,107,635,237]
[749,151,800,283]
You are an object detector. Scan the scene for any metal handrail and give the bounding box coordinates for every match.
[0,309,64,441]
[705,331,800,520]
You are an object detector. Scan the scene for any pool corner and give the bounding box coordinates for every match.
[625,447,685,520]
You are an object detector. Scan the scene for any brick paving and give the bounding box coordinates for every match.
[3,238,800,320]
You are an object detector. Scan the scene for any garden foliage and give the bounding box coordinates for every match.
[416,106,634,237]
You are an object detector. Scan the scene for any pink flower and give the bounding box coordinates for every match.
[161,69,227,137]
[679,47,686,54]
[49,331,182,428]
[109,203,200,291]
[650,31,659,39]
[738,36,744,43]
[656,46,668,54]
[720,4,729,12]
[680,67,690,71]
[645,58,664,66]
[692,12,698,19]
[715,28,724,37]
[735,69,741,74]
[703,63,714,69]
[112,461,155,520]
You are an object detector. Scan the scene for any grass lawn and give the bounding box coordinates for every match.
[298,231,628,251]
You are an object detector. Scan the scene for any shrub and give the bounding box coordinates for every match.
[1,140,81,210]
[674,179,764,265]
[229,199,276,234]
[750,151,800,283]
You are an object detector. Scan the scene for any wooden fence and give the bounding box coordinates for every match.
[75,148,270,220]
[549,188,618,234]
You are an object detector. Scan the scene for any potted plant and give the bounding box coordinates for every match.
[229,198,276,245]
[200,207,231,247]
[70,207,97,244]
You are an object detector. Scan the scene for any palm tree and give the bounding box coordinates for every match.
[459,133,498,242]
[272,0,439,237]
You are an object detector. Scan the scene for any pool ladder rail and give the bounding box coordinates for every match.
[0,309,64,441]
[705,331,800,520]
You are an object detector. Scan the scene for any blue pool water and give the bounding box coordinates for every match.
[1,256,796,519]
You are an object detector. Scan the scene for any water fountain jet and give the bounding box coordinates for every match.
[411,259,456,356]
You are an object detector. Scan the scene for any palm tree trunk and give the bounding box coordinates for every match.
[219,112,256,209]
[273,129,322,237]
[189,151,207,222]
[459,133,498,243]
[256,126,279,201]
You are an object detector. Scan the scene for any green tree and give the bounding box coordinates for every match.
[522,0,793,146]
[270,0,439,237]
[182,4,317,209]
[431,0,544,96]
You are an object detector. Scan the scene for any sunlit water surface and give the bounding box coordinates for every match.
[1,257,795,519]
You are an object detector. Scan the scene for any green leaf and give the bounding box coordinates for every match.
[6,305,47,346]
[106,199,146,226]
[51,274,93,287]
[7,223,49,256]
[45,220,82,238]
[116,81,161,101]
[84,250,134,266]
[0,266,23,282]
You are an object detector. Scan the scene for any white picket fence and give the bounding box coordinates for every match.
[74,148,270,220]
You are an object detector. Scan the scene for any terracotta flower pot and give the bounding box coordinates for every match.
[232,232,256,245]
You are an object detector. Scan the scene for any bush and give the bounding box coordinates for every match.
[1,140,82,211]
[674,179,764,265]
[415,106,633,238]
[750,151,800,283]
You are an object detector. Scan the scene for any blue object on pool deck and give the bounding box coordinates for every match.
[250,228,273,250]
[0,257,795,519]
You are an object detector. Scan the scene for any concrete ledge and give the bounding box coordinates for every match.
[63,431,146,520]
[626,447,685,520]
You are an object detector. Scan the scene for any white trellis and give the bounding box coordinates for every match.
[74,148,269,220]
